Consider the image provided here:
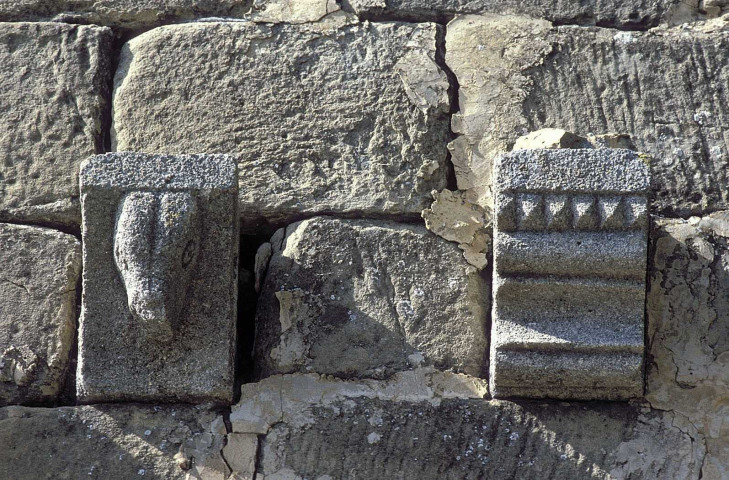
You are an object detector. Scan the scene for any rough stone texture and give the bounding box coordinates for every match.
[513,128,591,150]
[230,373,703,480]
[112,18,450,232]
[446,15,729,217]
[0,224,81,405]
[78,153,239,404]
[0,22,112,227]
[647,212,729,479]
[0,404,227,480]
[0,1,249,29]
[344,0,687,26]
[421,188,491,270]
[249,0,341,23]
[253,217,489,380]
[223,433,258,480]
[491,149,649,400]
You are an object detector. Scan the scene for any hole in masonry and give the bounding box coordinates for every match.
[233,233,270,402]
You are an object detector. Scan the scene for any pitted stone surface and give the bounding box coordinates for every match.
[0,0,249,29]
[253,217,489,379]
[0,404,227,480]
[112,19,450,232]
[78,153,239,403]
[0,224,81,405]
[447,15,729,217]
[647,213,729,479]
[491,149,649,400]
[0,22,112,226]
[345,0,686,26]
[230,374,703,480]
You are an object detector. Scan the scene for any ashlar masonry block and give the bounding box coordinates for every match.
[491,149,650,400]
[77,153,239,403]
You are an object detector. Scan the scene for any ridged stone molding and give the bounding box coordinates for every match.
[491,148,650,400]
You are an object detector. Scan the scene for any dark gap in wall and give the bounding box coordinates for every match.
[434,23,459,192]
[0,219,81,239]
[642,219,662,398]
[338,0,456,25]
[234,234,270,403]
[58,267,83,406]
[101,29,128,153]
[242,211,425,239]
[480,253,494,382]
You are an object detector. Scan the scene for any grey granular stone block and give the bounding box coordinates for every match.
[0,404,227,480]
[112,19,450,232]
[254,217,489,379]
[491,149,649,400]
[0,22,112,226]
[0,224,81,405]
[447,15,729,216]
[256,396,702,479]
[78,153,239,404]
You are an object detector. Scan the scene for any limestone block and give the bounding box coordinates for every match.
[446,15,729,216]
[0,22,112,226]
[224,433,258,480]
[0,404,226,480]
[112,19,450,232]
[229,374,703,479]
[0,224,80,405]
[647,212,729,479]
[77,153,239,403]
[253,217,489,379]
[491,149,650,400]
[345,0,684,26]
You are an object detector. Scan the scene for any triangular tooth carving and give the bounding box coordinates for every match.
[496,193,517,231]
[545,195,571,231]
[624,196,648,229]
[572,195,598,230]
[517,194,545,231]
[598,196,626,230]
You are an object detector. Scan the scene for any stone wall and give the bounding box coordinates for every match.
[1,0,729,478]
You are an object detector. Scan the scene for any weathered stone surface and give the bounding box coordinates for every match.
[513,128,590,151]
[112,19,450,232]
[78,153,239,404]
[345,0,687,26]
[647,212,729,479]
[223,433,258,480]
[0,404,227,480]
[447,15,729,216]
[0,1,249,29]
[492,149,649,400]
[230,369,490,434]
[421,189,491,270]
[254,217,489,379]
[249,0,341,23]
[230,373,703,479]
[0,224,80,405]
[0,22,112,226]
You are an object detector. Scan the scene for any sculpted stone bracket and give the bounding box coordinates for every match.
[491,149,650,401]
[77,153,239,403]
[114,190,201,342]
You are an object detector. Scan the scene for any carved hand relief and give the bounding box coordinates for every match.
[491,149,650,401]
[113,191,201,342]
[78,153,239,403]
